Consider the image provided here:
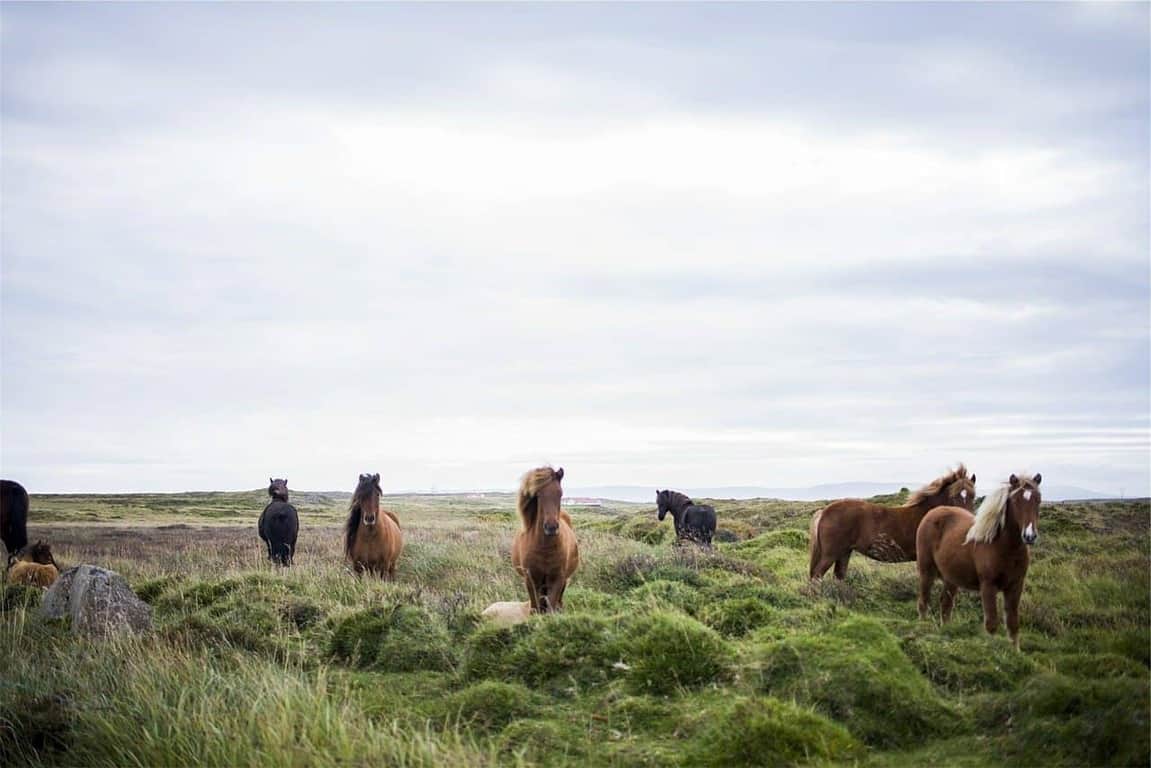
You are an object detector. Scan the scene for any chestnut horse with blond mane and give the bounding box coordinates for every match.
[809,464,976,580]
[511,466,579,613]
[344,473,403,578]
[916,473,1042,650]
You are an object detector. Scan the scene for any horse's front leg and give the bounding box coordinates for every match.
[1004,581,1024,651]
[548,579,567,613]
[979,581,1000,636]
[524,574,544,613]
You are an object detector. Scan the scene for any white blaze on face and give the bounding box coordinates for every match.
[1023,522,1036,541]
[1023,490,1033,501]
[960,489,968,501]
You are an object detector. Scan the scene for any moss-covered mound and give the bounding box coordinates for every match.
[629,579,703,615]
[498,718,579,763]
[329,605,455,672]
[439,681,538,731]
[979,673,1150,767]
[623,610,733,695]
[464,613,622,692]
[461,621,532,681]
[756,615,958,747]
[701,597,777,638]
[901,631,1038,693]
[688,697,861,767]
[510,613,622,691]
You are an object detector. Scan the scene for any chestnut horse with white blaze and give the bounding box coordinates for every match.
[809,465,975,580]
[916,473,1042,650]
[511,466,579,613]
[344,473,403,578]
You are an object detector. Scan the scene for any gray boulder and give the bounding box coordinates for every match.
[41,565,152,636]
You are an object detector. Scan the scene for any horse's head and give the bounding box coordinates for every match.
[945,471,976,510]
[19,540,57,567]
[1007,473,1042,545]
[268,478,289,501]
[354,473,382,526]
[656,490,669,521]
[537,467,565,537]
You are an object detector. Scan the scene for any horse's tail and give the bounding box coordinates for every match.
[808,508,825,579]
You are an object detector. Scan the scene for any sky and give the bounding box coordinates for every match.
[1,2,1148,496]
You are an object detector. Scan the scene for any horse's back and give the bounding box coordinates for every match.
[916,506,973,563]
[263,501,299,535]
[681,504,717,544]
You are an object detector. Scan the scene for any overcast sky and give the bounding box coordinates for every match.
[2,3,1148,496]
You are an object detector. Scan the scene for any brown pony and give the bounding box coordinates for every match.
[344,473,403,578]
[511,466,579,613]
[916,473,1041,650]
[809,464,976,580]
[7,540,60,588]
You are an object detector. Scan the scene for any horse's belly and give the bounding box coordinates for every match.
[861,531,912,562]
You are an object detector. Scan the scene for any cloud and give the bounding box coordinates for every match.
[1,3,1147,495]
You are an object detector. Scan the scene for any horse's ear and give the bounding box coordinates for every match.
[1009,474,1019,487]
[970,474,976,485]
[372,473,380,483]
[269,477,274,484]
[555,467,564,481]
[1033,473,1041,485]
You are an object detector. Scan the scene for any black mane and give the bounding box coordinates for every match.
[344,473,381,556]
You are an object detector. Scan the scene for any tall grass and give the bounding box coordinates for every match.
[2,494,1147,766]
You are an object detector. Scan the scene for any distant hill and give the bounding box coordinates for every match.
[567,483,1116,504]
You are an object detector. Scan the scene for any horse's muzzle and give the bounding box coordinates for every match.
[543,522,559,536]
[1022,523,1038,545]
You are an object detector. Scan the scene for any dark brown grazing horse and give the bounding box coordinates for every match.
[511,466,580,613]
[809,464,975,580]
[344,473,403,578]
[916,473,1042,650]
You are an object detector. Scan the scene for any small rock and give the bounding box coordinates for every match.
[41,565,152,636]
[481,600,531,626]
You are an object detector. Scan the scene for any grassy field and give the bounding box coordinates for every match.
[1,490,1148,767]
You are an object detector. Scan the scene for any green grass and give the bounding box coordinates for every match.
[1,492,1147,766]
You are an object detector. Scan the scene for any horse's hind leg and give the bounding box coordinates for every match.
[833,552,851,580]
[917,565,936,620]
[940,582,959,623]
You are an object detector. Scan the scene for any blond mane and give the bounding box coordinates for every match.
[517,466,561,529]
[906,464,969,507]
[966,473,1038,544]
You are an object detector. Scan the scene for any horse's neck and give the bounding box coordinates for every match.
[991,506,1024,552]
[899,495,940,518]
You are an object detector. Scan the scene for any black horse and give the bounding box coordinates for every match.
[656,489,717,546]
[1,480,29,561]
[258,478,299,566]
